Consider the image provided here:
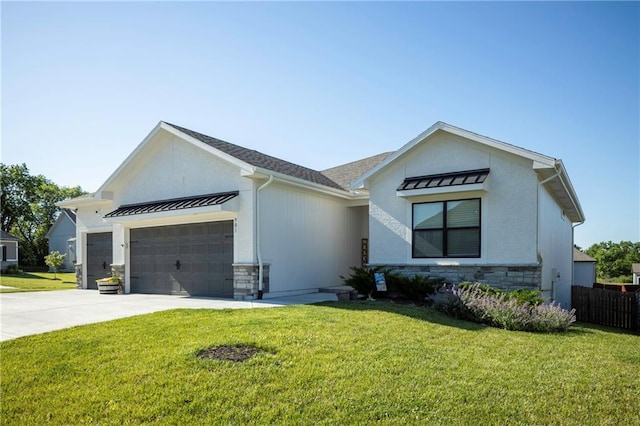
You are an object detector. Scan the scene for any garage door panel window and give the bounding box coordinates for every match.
[412,198,480,258]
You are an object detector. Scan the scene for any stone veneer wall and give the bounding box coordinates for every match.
[111,263,125,294]
[75,263,83,289]
[233,264,270,300]
[385,264,542,291]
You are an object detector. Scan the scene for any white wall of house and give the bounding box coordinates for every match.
[573,262,596,287]
[73,131,259,290]
[259,182,364,295]
[74,201,114,288]
[368,131,539,267]
[537,184,573,308]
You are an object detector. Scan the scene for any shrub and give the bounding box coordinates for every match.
[341,266,387,299]
[4,264,20,275]
[44,251,66,280]
[389,274,442,301]
[439,283,575,332]
[458,281,543,306]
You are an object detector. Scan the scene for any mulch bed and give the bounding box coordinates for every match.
[196,345,264,362]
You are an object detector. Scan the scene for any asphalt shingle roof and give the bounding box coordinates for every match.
[573,248,596,262]
[1,230,19,241]
[164,122,344,191]
[321,152,393,190]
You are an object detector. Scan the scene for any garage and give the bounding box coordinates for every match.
[129,221,234,297]
[86,232,113,289]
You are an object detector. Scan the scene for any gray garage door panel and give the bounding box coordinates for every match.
[130,221,233,297]
[86,232,113,289]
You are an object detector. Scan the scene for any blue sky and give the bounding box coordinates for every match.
[2,1,638,249]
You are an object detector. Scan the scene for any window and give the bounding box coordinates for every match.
[412,198,480,258]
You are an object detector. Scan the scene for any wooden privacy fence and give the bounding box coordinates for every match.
[572,286,639,333]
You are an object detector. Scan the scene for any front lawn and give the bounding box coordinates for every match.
[0,272,76,292]
[1,301,638,424]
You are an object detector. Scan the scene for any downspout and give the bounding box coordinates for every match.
[537,168,560,300]
[256,175,274,300]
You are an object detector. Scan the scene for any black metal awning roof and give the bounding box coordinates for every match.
[104,191,239,218]
[397,168,490,191]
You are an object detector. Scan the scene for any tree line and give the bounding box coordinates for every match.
[1,163,85,267]
[581,241,640,283]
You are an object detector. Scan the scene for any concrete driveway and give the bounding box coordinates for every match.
[0,289,337,342]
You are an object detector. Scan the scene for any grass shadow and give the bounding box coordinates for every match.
[4,273,47,280]
[316,298,487,331]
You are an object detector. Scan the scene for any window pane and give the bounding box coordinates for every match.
[447,199,479,228]
[413,203,444,230]
[447,228,480,257]
[413,230,443,257]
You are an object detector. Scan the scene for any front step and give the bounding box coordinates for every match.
[319,286,358,301]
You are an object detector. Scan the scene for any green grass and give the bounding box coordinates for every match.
[1,301,638,425]
[0,272,76,292]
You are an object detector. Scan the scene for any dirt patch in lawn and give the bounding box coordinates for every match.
[197,344,264,362]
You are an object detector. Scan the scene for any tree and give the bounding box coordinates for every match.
[44,251,66,279]
[1,163,85,267]
[585,241,640,282]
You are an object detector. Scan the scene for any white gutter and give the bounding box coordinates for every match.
[256,175,274,299]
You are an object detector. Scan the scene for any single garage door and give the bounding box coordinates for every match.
[86,232,113,289]
[130,221,234,297]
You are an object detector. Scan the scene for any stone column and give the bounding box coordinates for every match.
[74,263,83,289]
[111,263,125,294]
[232,264,269,300]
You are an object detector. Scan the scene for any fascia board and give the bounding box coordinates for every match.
[45,216,62,238]
[56,195,112,209]
[163,123,255,172]
[250,167,355,200]
[351,121,444,189]
[441,123,556,166]
[351,121,558,189]
[95,122,165,195]
[556,160,585,222]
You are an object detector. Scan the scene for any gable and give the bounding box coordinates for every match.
[166,123,343,190]
[105,129,249,207]
[354,122,584,223]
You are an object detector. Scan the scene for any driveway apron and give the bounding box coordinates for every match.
[0,290,336,341]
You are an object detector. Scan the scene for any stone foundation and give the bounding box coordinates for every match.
[233,264,270,300]
[383,264,542,291]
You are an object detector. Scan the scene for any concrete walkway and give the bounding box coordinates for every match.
[0,290,337,342]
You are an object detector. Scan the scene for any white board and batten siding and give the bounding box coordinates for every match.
[537,183,573,308]
[259,182,364,295]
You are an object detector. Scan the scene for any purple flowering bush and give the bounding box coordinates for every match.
[439,283,576,332]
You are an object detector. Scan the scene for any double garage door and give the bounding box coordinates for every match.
[130,221,234,298]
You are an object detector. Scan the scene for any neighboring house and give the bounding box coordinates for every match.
[0,230,19,272]
[58,121,584,308]
[632,263,640,285]
[46,209,77,271]
[573,248,596,287]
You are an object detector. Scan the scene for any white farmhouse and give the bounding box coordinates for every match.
[59,121,584,307]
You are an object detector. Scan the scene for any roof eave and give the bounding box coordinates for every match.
[352,121,558,189]
[248,167,355,199]
[162,122,255,173]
